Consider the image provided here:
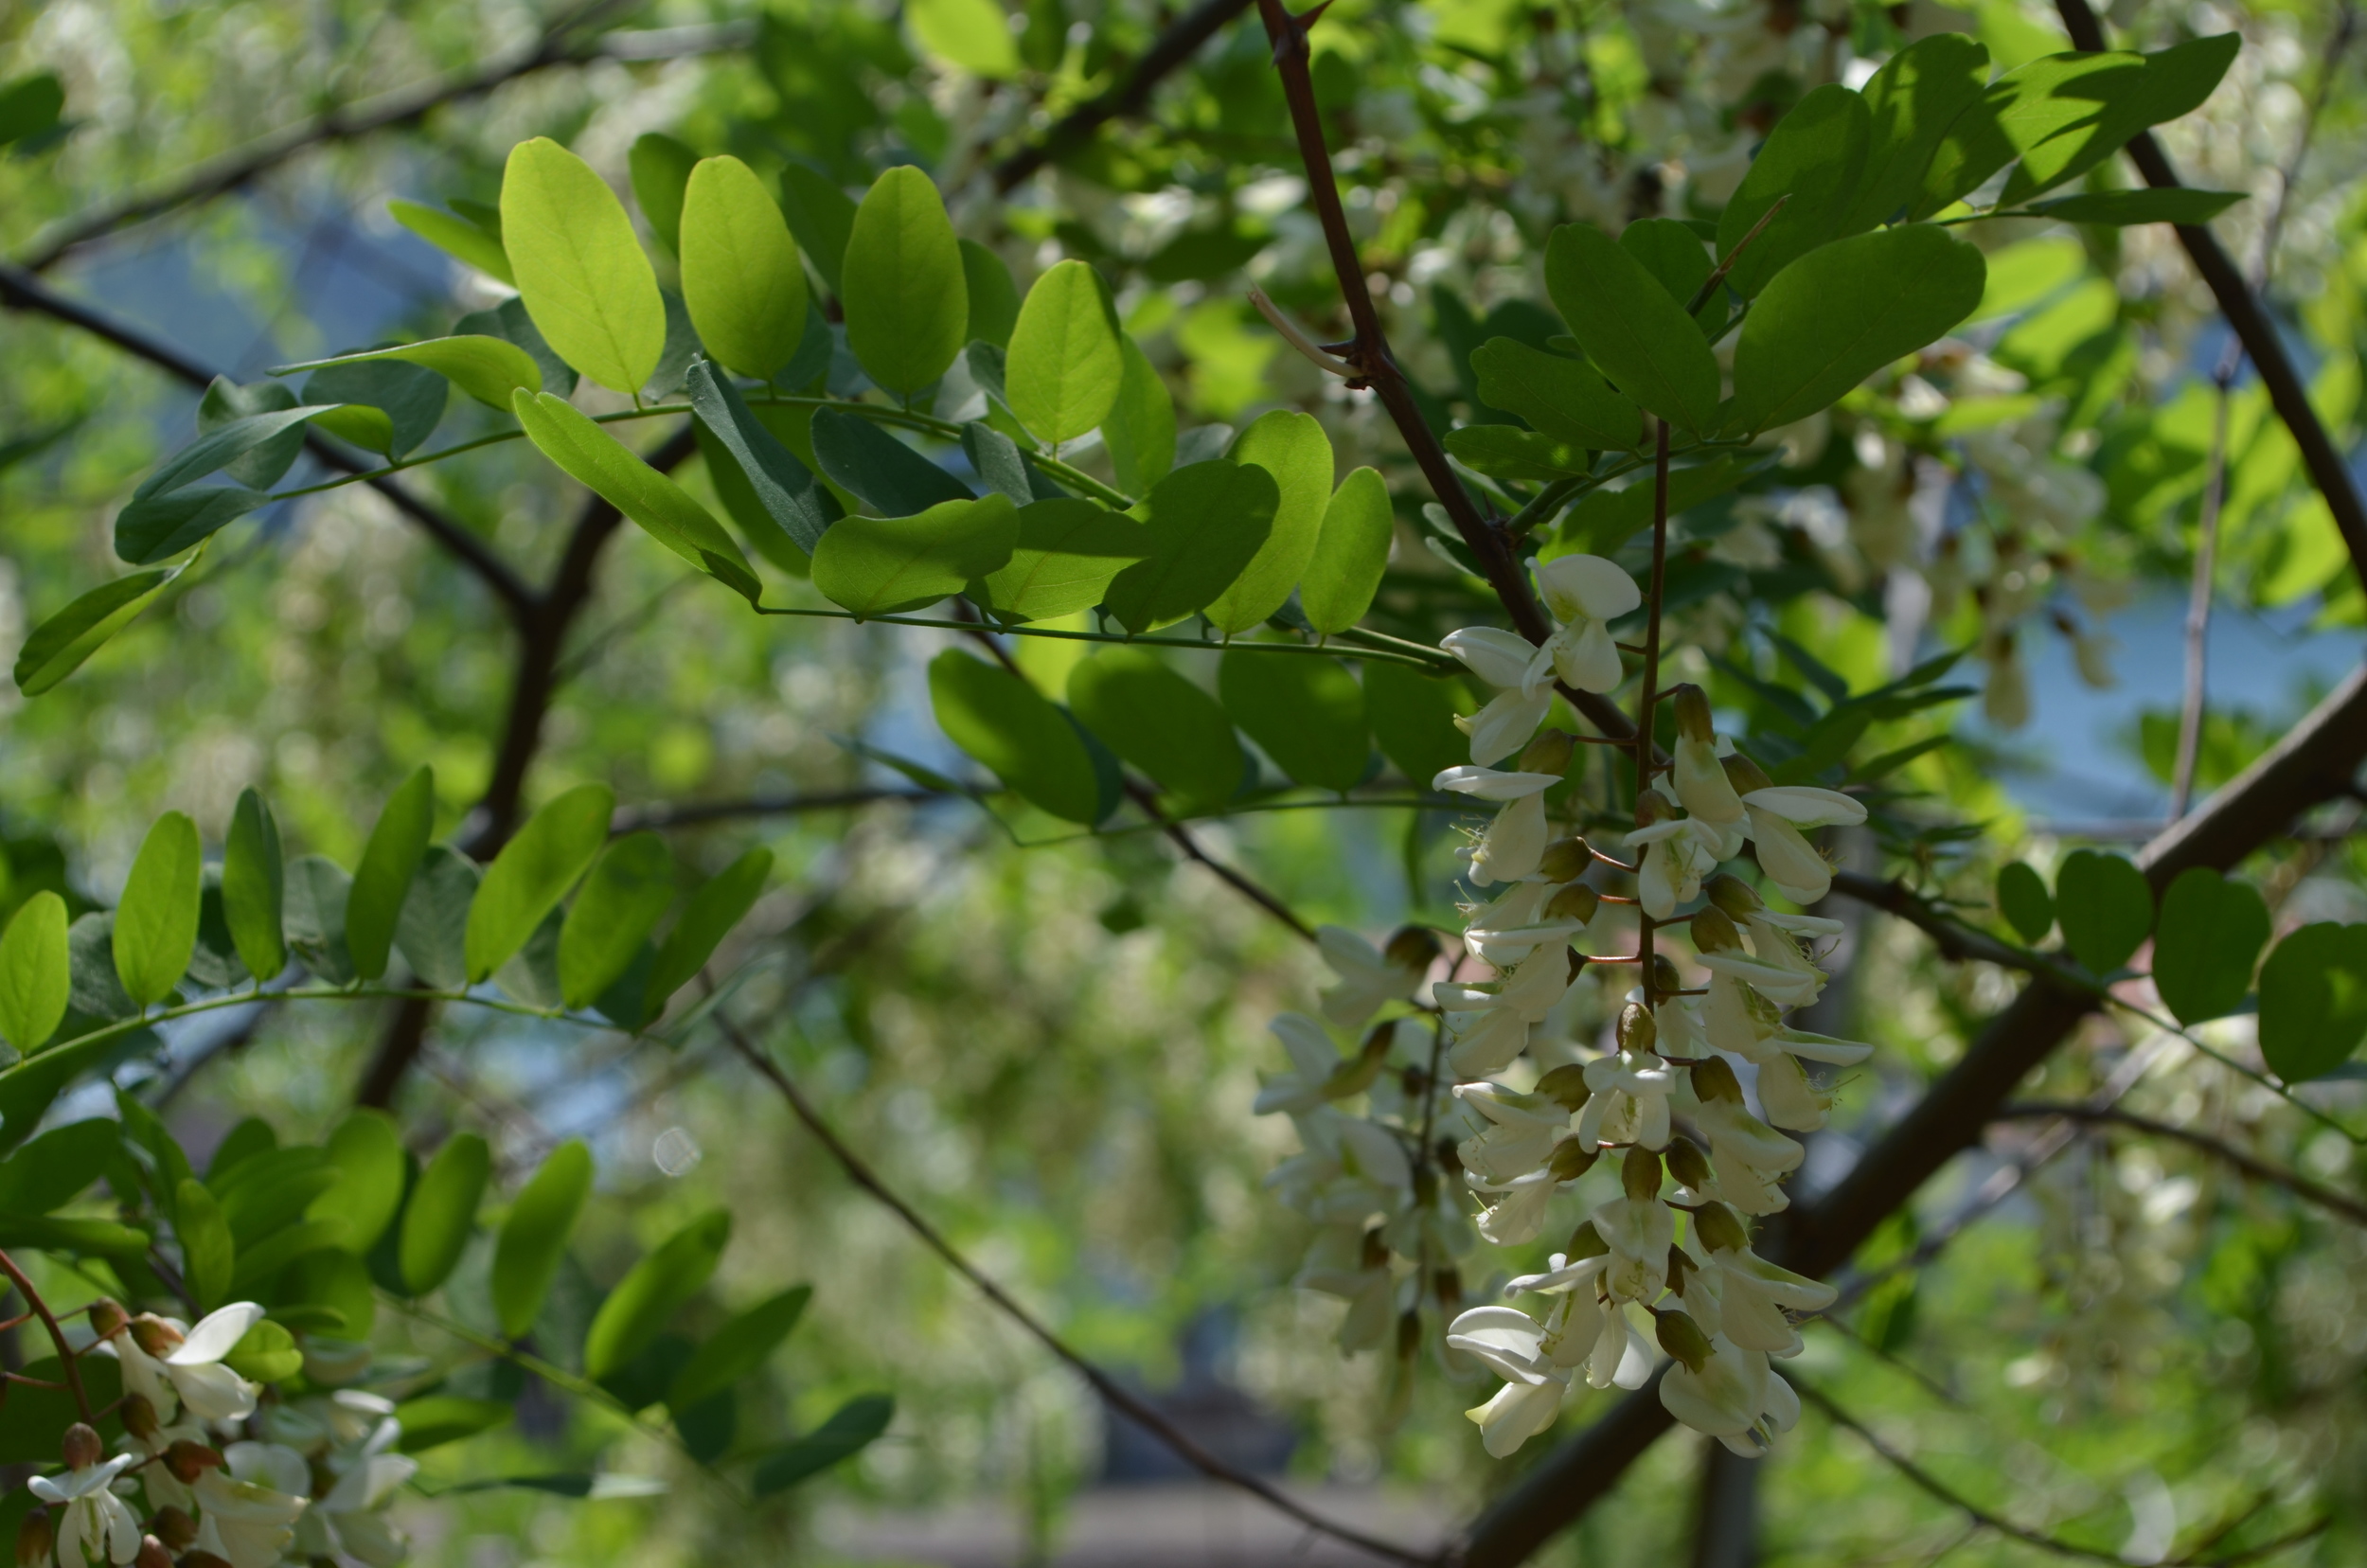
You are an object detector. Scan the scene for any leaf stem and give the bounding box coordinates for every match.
[750,604,1454,668]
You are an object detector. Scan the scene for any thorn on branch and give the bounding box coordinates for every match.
[1249,286,1361,379]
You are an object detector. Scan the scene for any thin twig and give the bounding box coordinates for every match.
[1996,1102,2367,1225]
[992,0,1257,190]
[0,1247,94,1421]
[712,1011,1432,1565]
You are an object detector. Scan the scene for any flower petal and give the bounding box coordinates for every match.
[1442,627,1542,689]
[174,1301,266,1364]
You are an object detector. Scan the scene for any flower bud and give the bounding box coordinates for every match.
[1384,926,1441,971]
[1538,836,1593,882]
[1634,788,1676,827]
[1360,1225,1391,1272]
[1543,882,1599,924]
[1694,1201,1749,1254]
[147,1509,197,1553]
[134,1536,172,1568]
[1690,1055,1744,1104]
[1719,753,1774,794]
[1433,1269,1464,1314]
[1548,1138,1599,1183]
[1518,728,1575,776]
[1671,684,1714,743]
[1666,1244,1699,1293]
[1650,954,1683,1001]
[1565,1220,1611,1260]
[15,1510,51,1568]
[87,1299,129,1339]
[128,1314,185,1359]
[1705,874,1763,918]
[1615,1002,1656,1054]
[163,1441,226,1485]
[1690,905,1742,952]
[1534,1063,1592,1112]
[1397,1308,1422,1359]
[1655,1308,1713,1372]
[1664,1136,1714,1191]
[1433,1136,1463,1180]
[120,1393,160,1441]
[61,1423,102,1471]
[1621,1145,1662,1202]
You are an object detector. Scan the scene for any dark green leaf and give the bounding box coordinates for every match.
[1471,337,1643,451]
[399,1131,489,1295]
[959,239,1021,347]
[274,337,541,412]
[301,356,447,459]
[0,72,64,148]
[686,362,836,556]
[454,297,576,398]
[959,420,1035,507]
[2054,849,2153,972]
[0,1358,122,1464]
[1219,650,1367,793]
[971,498,1149,622]
[392,1394,513,1452]
[1103,460,1279,633]
[1443,425,1592,483]
[752,1393,895,1496]
[667,1284,811,1413]
[13,565,182,695]
[778,165,859,299]
[200,377,304,489]
[1717,84,1872,298]
[584,1207,731,1381]
[395,846,480,991]
[284,854,356,985]
[1363,661,1471,789]
[465,783,614,983]
[390,200,516,285]
[277,1249,376,1337]
[493,1140,595,1339]
[2150,867,2270,1026]
[2257,922,2367,1083]
[929,650,1105,824]
[177,1176,236,1310]
[643,847,773,1021]
[1543,221,1721,434]
[812,492,1018,615]
[1847,35,1995,232]
[1556,454,1772,557]
[1617,220,1714,323]
[630,132,701,255]
[0,1119,118,1215]
[1996,863,2056,945]
[559,833,675,1009]
[2025,188,2245,225]
[1067,650,1243,811]
[810,406,974,518]
[346,767,435,983]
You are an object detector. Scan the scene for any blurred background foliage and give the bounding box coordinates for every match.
[1,0,2364,1562]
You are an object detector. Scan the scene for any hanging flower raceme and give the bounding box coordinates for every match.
[99,1305,266,1428]
[1316,925,1437,1028]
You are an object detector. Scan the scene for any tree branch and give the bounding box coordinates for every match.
[1996,1102,2367,1226]
[1455,661,2367,1565]
[993,0,1258,191]
[0,258,537,621]
[713,1010,1433,1566]
[2051,0,2367,592]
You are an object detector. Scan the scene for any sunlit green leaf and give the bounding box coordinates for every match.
[1205,411,1334,635]
[585,1208,731,1381]
[176,1177,235,1310]
[310,1109,406,1256]
[12,564,182,695]
[559,833,675,1009]
[502,137,667,394]
[971,498,1149,622]
[1544,221,1721,434]
[813,492,1017,615]
[113,811,200,1007]
[1103,338,1176,498]
[841,166,967,395]
[0,892,70,1054]
[465,784,615,983]
[493,1140,595,1339]
[1006,259,1124,444]
[346,767,435,984]
[681,155,810,379]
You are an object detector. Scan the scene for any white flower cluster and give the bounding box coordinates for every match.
[27,1301,414,1568]
[1257,553,1878,1460]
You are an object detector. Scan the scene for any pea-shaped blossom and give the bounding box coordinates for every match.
[104,1303,266,1426]
[1437,945,1576,1078]
[1575,1007,1675,1151]
[1445,1307,1570,1457]
[1659,1331,1802,1457]
[1314,925,1433,1028]
[1442,628,1556,765]
[1721,756,1868,905]
[1627,790,1742,919]
[1434,764,1562,886]
[1532,554,1643,692]
[29,1430,141,1568]
[1692,1203,1837,1356]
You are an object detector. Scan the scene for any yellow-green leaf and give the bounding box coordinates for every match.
[812,492,1018,616]
[906,0,1022,78]
[271,338,541,411]
[1298,467,1393,635]
[114,811,201,1007]
[492,1140,595,1339]
[680,155,810,379]
[501,137,667,394]
[464,783,615,983]
[346,766,436,983]
[841,167,967,396]
[558,832,675,1009]
[388,200,514,285]
[0,892,70,1053]
[1006,259,1124,444]
[1205,411,1333,634]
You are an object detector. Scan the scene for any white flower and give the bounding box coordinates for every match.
[1531,555,1642,692]
[193,1442,311,1568]
[1693,1095,1805,1207]
[1472,1167,1561,1244]
[1437,949,1574,1078]
[1739,907,1841,1001]
[106,1303,265,1427]
[297,1421,417,1567]
[1591,1194,1674,1303]
[1462,882,1590,966]
[29,1453,141,1567]
[1314,926,1427,1028]
[1628,815,1739,918]
[1739,785,1866,904]
[1670,688,1744,825]
[1444,627,1555,764]
[1453,1082,1570,1183]
[1701,1245,1835,1356]
[1294,1224,1397,1352]
[1433,765,1562,802]
[1264,1109,1412,1225]
[1253,1013,1350,1116]
[1753,1053,1835,1131]
[1660,1334,1801,1455]
[1575,1049,1674,1151]
[1446,1306,1570,1456]
[1467,792,1550,886]
[121,1417,212,1513]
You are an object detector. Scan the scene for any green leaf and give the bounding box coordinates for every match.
[1443,425,1592,483]
[959,239,1021,347]
[201,376,304,489]
[0,1120,119,1216]
[813,492,1018,615]
[643,847,773,1021]
[279,1249,375,1337]
[1471,337,1644,452]
[12,564,182,695]
[2026,188,2245,225]
[960,421,1038,507]
[229,1218,346,1292]
[493,1140,596,1339]
[114,486,269,566]
[1006,259,1124,443]
[512,390,760,602]
[222,1318,303,1382]
[501,137,667,394]
[392,1395,513,1453]
[175,1177,236,1310]
[0,893,68,1054]
[2258,922,2367,1083]
[584,1208,732,1381]
[628,132,701,255]
[1995,861,2054,944]
[667,1285,811,1413]
[1205,411,1336,635]
[778,166,858,299]
[309,1109,406,1256]
[272,337,541,411]
[388,200,516,285]
[685,362,836,555]
[399,1131,489,1295]
[1296,468,1394,636]
[559,833,675,1009]
[465,784,615,983]
[113,812,200,1007]
[2054,849,2153,973]
[1845,34,1996,232]
[809,407,975,517]
[1219,650,1368,792]
[455,295,576,398]
[346,766,435,983]
[1717,84,1871,298]
[680,155,810,379]
[1553,453,1772,557]
[752,1393,894,1496]
[971,499,1149,622]
[2150,867,2270,1027]
[841,166,967,396]
[907,0,1021,76]
[138,404,328,502]
[1103,337,1177,497]
[929,650,1106,824]
[1103,460,1279,633]
[1728,224,1986,436]
[1999,35,2240,205]
[1364,661,1471,788]
[284,854,357,985]
[299,356,447,458]
[397,846,479,991]
[0,71,64,148]
[1616,220,1714,322]
[1067,650,1243,811]
[1543,221,1721,433]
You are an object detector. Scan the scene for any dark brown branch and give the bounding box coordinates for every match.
[1456,662,2367,1565]
[1997,1102,2367,1226]
[993,0,1258,191]
[714,1011,1433,1566]
[1826,871,2036,971]
[12,0,714,274]
[2052,0,2367,592]
[0,258,536,620]
[0,1248,92,1420]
